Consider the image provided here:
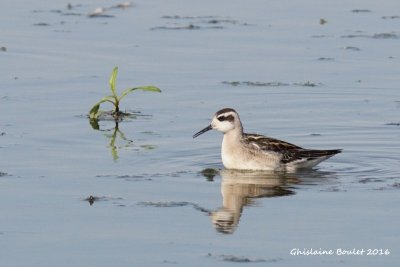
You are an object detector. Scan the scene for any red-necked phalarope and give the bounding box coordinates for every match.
[193,108,341,171]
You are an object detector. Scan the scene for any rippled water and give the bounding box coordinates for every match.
[1,0,399,266]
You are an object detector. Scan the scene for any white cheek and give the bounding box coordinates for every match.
[217,122,234,133]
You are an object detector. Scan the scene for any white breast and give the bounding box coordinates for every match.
[221,135,282,171]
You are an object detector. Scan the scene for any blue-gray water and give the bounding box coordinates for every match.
[1,0,399,266]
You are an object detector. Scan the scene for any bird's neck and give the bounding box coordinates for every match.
[223,127,243,144]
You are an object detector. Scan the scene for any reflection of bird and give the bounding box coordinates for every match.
[211,170,296,234]
[193,108,341,171]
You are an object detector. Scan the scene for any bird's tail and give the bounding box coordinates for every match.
[298,149,342,159]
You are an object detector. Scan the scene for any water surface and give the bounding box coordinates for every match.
[1,0,399,266]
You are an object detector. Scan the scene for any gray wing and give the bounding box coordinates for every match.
[243,134,341,164]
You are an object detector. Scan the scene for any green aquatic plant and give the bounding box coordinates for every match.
[89,66,161,120]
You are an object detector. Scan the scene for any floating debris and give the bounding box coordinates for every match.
[0,46,6,52]
[208,19,236,24]
[85,195,102,205]
[341,34,369,38]
[161,15,217,20]
[49,8,82,16]
[112,1,132,9]
[311,35,328,38]
[140,131,159,135]
[294,81,322,87]
[375,182,400,191]
[222,80,322,87]
[161,15,251,25]
[382,15,400,19]
[385,122,400,126]
[343,46,361,51]
[372,33,399,39]
[359,178,384,184]
[200,168,219,181]
[219,255,266,263]
[138,201,191,208]
[61,12,82,16]
[318,57,334,61]
[151,24,203,30]
[221,81,290,87]
[341,32,399,39]
[320,186,346,192]
[207,253,281,263]
[33,22,51,26]
[319,18,327,25]
[87,2,132,17]
[351,9,372,13]
[88,8,115,18]
[33,6,82,16]
[138,201,210,213]
[96,174,152,181]
[84,195,124,206]
[34,2,131,18]
[222,81,240,86]
[96,171,190,181]
[243,81,289,87]
[153,15,251,30]
[88,2,132,18]
[140,144,157,150]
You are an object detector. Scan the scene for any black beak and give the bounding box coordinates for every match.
[193,125,213,138]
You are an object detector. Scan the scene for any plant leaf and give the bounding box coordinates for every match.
[89,104,101,120]
[109,66,118,98]
[89,95,115,119]
[118,86,161,102]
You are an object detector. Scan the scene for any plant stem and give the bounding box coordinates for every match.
[114,99,120,114]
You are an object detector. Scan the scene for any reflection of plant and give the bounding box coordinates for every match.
[104,122,133,161]
[89,66,161,120]
[92,121,157,161]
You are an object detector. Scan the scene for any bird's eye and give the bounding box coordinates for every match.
[217,116,225,121]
